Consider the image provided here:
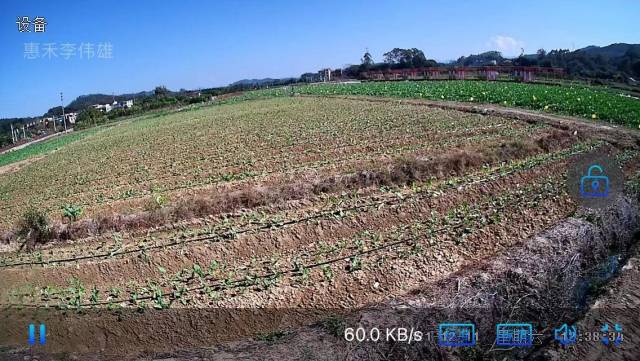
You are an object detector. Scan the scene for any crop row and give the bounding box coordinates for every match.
[0,119,541,227]
[0,117,525,212]
[0,98,526,222]
[0,141,597,269]
[5,172,566,309]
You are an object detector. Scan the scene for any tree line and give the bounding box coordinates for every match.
[3,44,639,148]
[346,44,640,82]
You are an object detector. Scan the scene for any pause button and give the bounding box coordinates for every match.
[28,324,46,345]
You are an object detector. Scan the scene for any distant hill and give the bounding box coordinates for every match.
[542,43,640,80]
[230,78,277,86]
[229,78,297,87]
[456,43,640,64]
[69,91,153,108]
[67,91,153,109]
[577,43,640,58]
[43,91,154,116]
[451,43,640,82]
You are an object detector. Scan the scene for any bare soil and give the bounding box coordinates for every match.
[1,98,639,360]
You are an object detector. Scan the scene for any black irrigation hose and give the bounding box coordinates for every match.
[9,176,562,309]
[7,149,640,309]
[3,202,386,268]
[31,142,640,307]
[7,189,526,308]
[1,146,585,268]
[1,146,587,268]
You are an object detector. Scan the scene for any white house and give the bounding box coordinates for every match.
[115,99,134,109]
[65,112,78,124]
[93,103,113,112]
[92,99,133,113]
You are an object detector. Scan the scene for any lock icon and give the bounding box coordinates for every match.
[580,164,609,198]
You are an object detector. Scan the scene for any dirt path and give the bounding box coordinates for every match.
[0,156,44,176]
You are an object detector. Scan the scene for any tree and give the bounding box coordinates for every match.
[382,48,430,68]
[299,72,317,82]
[537,48,547,60]
[154,85,169,97]
[633,61,640,77]
[359,50,374,73]
[383,48,405,65]
[17,208,53,250]
[361,51,374,66]
[343,64,361,78]
[408,48,429,67]
[76,107,105,128]
[514,55,537,66]
[0,132,12,148]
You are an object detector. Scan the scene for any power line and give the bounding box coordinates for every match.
[61,92,67,132]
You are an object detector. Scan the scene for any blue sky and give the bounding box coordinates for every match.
[0,0,638,118]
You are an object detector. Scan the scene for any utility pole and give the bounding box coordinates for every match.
[61,92,67,132]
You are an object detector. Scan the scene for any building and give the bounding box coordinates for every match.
[93,99,133,113]
[65,112,77,124]
[112,99,134,110]
[361,66,564,82]
[319,68,332,82]
[93,103,112,112]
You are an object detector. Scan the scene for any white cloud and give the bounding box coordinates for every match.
[487,35,525,56]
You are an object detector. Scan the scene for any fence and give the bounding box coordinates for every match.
[361,66,565,83]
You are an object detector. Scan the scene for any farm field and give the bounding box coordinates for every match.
[0,97,548,230]
[1,93,640,359]
[291,81,640,126]
[0,128,101,168]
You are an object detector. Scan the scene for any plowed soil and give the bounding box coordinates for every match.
[1,96,639,360]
